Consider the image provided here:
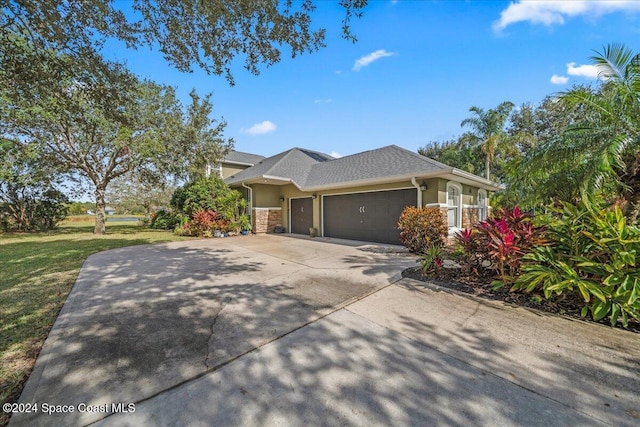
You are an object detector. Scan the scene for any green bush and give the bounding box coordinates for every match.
[171,176,242,219]
[150,209,181,230]
[397,206,448,253]
[514,202,640,328]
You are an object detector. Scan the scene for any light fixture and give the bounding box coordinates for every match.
[279,196,285,202]
[312,193,317,199]
[420,185,427,191]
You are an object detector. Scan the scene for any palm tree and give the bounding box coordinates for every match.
[460,101,514,181]
[518,44,640,221]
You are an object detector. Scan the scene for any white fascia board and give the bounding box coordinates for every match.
[450,169,504,191]
[261,175,304,190]
[223,160,255,167]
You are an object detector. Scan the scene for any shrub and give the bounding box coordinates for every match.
[212,218,231,233]
[514,202,640,328]
[150,209,181,230]
[473,206,546,287]
[187,210,217,237]
[397,206,448,253]
[0,187,69,232]
[171,176,242,219]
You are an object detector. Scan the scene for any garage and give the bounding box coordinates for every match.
[290,197,313,235]
[322,189,416,244]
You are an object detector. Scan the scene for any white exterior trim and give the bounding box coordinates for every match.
[477,189,488,221]
[446,181,463,229]
[252,207,282,210]
[424,203,448,208]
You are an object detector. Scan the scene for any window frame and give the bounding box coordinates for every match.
[446,181,463,229]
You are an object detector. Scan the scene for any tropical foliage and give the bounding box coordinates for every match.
[460,101,514,181]
[514,203,640,328]
[455,207,546,286]
[169,176,249,237]
[509,44,640,222]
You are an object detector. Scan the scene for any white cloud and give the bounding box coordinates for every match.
[550,74,569,85]
[567,62,599,79]
[352,49,396,71]
[330,151,343,158]
[493,1,640,31]
[242,120,277,135]
[314,98,332,104]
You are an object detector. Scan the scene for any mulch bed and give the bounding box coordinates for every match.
[401,266,640,334]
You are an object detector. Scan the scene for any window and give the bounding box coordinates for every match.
[478,189,488,221]
[446,182,462,228]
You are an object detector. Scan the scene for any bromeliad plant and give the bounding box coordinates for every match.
[418,245,444,275]
[514,202,640,328]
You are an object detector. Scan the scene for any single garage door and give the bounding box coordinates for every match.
[323,189,416,244]
[290,197,313,235]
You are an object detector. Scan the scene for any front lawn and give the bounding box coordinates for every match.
[0,222,192,426]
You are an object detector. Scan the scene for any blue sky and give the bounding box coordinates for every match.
[105,0,640,159]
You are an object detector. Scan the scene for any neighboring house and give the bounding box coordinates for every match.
[215,150,266,179]
[224,145,502,245]
[105,207,116,215]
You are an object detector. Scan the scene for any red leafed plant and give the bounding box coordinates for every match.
[187,209,217,237]
[468,206,546,287]
[454,227,482,276]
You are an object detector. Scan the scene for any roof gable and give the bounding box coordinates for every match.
[225,148,333,188]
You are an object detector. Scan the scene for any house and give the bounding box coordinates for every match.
[224,145,502,245]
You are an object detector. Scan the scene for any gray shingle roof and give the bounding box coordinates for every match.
[225,145,498,190]
[305,145,450,188]
[223,150,265,166]
[224,148,333,187]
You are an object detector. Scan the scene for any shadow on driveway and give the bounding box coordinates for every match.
[11,236,414,426]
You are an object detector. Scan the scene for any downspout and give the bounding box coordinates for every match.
[241,182,253,222]
[411,177,423,207]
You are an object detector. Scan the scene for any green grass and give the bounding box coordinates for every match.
[0,222,192,426]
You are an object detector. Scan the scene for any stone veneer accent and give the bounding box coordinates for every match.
[252,208,282,234]
[462,207,480,229]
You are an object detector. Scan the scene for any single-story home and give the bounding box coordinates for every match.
[223,145,502,245]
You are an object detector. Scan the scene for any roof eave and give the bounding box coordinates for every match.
[449,169,504,191]
[302,170,448,192]
[223,160,256,167]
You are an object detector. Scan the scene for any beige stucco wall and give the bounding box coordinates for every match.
[221,164,248,179]
[238,178,492,235]
[252,184,281,208]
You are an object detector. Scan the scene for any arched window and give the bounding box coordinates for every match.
[446,182,462,228]
[478,189,488,221]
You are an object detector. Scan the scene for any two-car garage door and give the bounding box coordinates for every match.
[323,189,416,245]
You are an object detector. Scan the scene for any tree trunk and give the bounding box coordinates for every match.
[94,186,107,234]
[485,155,491,181]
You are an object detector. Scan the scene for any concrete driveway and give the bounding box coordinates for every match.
[10,235,640,426]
